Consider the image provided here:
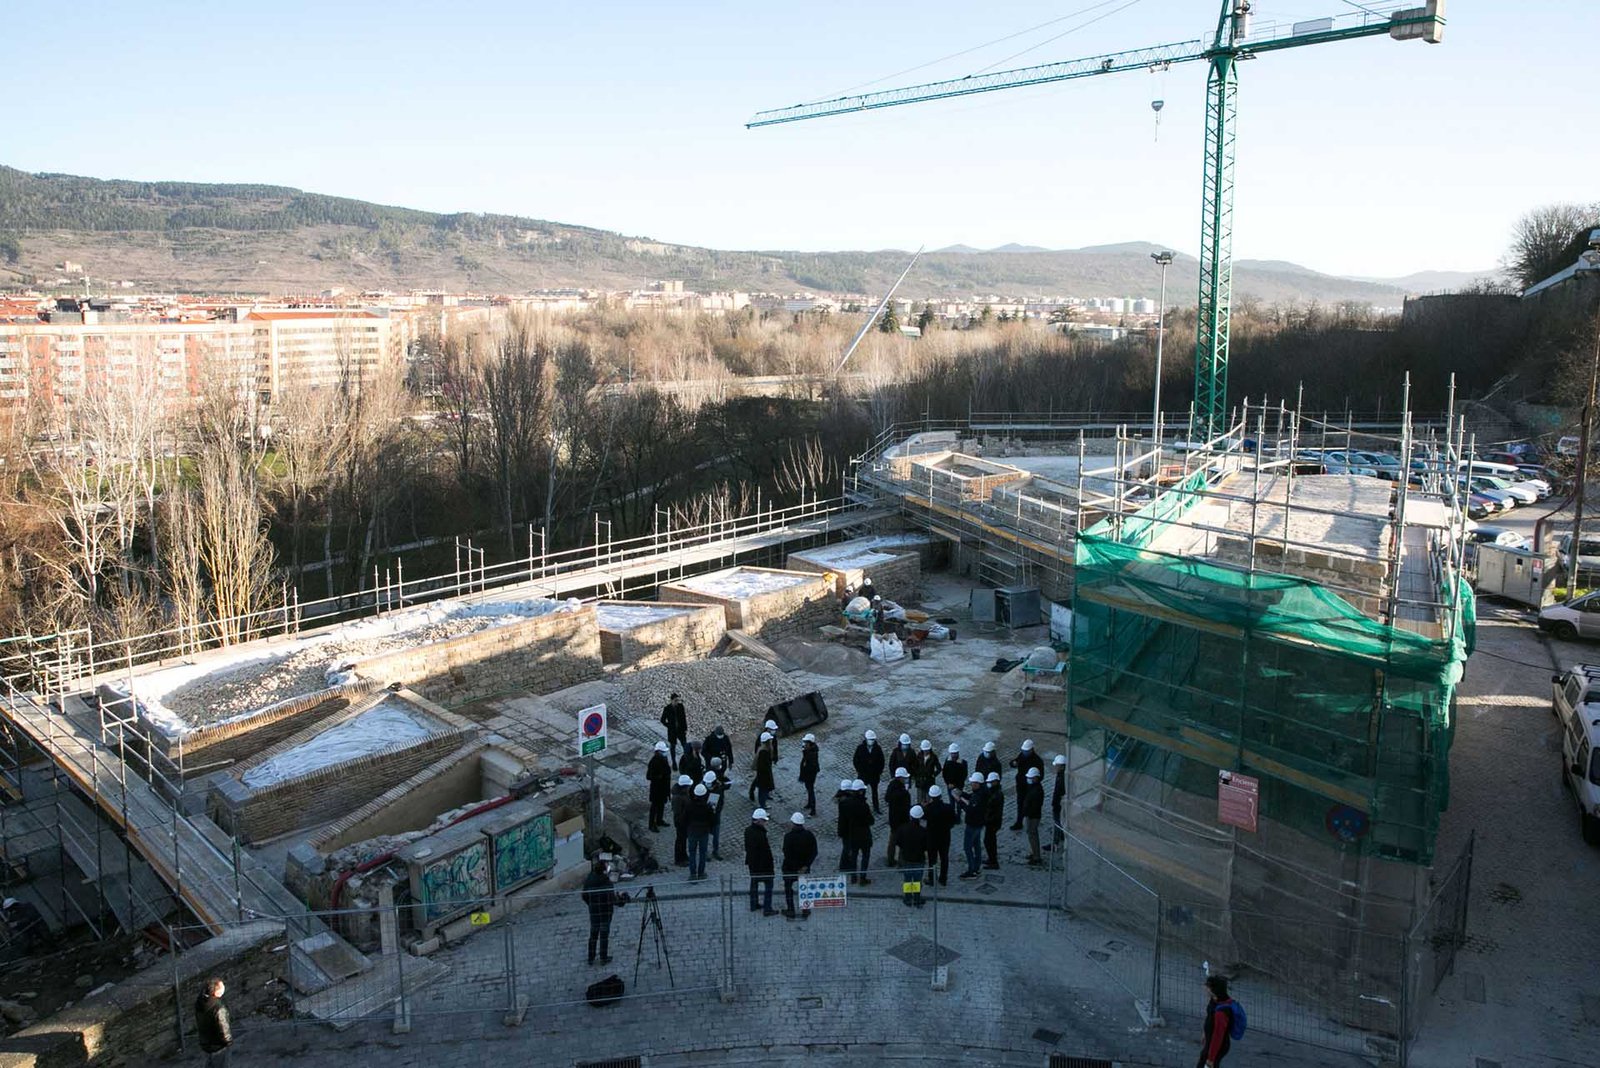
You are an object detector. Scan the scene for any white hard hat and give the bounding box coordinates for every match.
[1027,767,1041,779]
[851,779,866,791]
[840,778,853,791]
[894,767,909,778]
[1021,739,1035,752]
[654,741,668,753]
[986,772,1001,783]
[702,771,717,784]
[928,785,943,798]
[760,731,773,742]
[947,743,960,754]
[1052,754,1067,766]
[1,898,14,909]
[694,784,707,796]
[983,741,996,753]
[899,733,911,745]
[919,739,932,751]
[752,809,769,821]
[765,720,778,730]
[710,756,723,767]
[790,812,806,825]
[865,730,877,741]
[968,773,983,784]
[677,774,692,786]
[803,733,816,743]
[909,805,925,819]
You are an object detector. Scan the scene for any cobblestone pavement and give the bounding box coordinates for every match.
[1406,595,1600,1068]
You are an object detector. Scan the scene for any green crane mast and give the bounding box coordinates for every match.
[749,1,1446,440]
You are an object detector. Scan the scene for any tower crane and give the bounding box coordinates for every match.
[749,1,1446,440]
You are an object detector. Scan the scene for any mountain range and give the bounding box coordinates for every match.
[0,166,1498,303]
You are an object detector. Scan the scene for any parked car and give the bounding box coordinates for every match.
[1459,478,1517,511]
[1555,534,1600,583]
[1548,664,1600,844]
[1318,450,1380,477]
[1466,524,1527,549]
[1348,450,1404,480]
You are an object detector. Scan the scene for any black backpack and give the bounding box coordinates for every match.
[585,973,625,1006]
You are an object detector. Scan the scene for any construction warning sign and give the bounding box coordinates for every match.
[1217,769,1260,832]
[797,874,848,910]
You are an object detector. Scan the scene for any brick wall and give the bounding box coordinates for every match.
[349,605,603,705]
[661,569,837,640]
[0,921,283,1068]
[597,601,726,669]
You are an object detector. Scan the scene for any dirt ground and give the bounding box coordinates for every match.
[0,929,147,1035]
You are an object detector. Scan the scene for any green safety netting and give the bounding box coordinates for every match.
[1069,513,1474,865]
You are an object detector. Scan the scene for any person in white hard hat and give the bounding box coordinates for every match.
[959,773,988,879]
[703,770,729,861]
[671,773,694,866]
[975,740,1002,779]
[941,742,969,795]
[798,732,820,816]
[1049,754,1068,848]
[746,809,777,915]
[900,805,929,907]
[686,783,716,880]
[911,739,939,802]
[888,733,914,781]
[923,784,957,886]
[781,812,817,919]
[702,724,734,774]
[758,719,781,767]
[885,766,913,867]
[839,779,875,885]
[853,730,886,814]
[1010,738,1045,830]
[983,771,1005,870]
[646,741,672,832]
[1021,766,1046,865]
[752,732,776,810]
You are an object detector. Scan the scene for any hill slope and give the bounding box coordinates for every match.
[0,165,1430,303]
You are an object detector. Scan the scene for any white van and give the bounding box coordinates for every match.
[1551,664,1600,844]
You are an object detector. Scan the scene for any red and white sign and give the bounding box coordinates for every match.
[1217,770,1260,833]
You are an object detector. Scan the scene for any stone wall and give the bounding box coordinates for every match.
[0,921,283,1068]
[1213,535,1391,619]
[141,678,383,771]
[786,547,921,603]
[597,602,726,669]
[661,569,837,640]
[350,605,602,705]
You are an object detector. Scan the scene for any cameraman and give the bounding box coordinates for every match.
[582,858,629,965]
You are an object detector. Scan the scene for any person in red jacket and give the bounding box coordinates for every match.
[1198,974,1236,1067]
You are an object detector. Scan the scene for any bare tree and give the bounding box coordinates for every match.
[1505,202,1600,289]
[438,329,486,488]
[480,318,550,550]
[271,381,349,579]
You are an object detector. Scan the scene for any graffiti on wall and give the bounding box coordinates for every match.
[493,813,555,891]
[419,840,491,921]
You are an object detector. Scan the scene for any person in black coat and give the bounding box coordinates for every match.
[884,767,913,866]
[660,694,688,769]
[1050,754,1067,846]
[670,774,693,866]
[911,740,940,802]
[781,813,818,919]
[941,743,969,795]
[857,576,877,603]
[1,897,44,954]
[745,810,776,915]
[898,807,929,907]
[797,733,820,815]
[703,725,734,772]
[975,741,1002,779]
[703,769,729,860]
[841,780,874,885]
[887,733,914,779]
[959,775,987,879]
[1021,767,1046,864]
[752,736,776,809]
[684,785,717,880]
[923,785,957,886]
[983,771,1004,869]
[1009,739,1045,830]
[679,741,705,786]
[194,976,232,1066]
[853,731,886,813]
[646,742,672,832]
[582,858,628,964]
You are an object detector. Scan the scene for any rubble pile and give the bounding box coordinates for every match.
[617,658,806,739]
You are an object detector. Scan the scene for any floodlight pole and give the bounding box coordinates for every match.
[1151,250,1175,455]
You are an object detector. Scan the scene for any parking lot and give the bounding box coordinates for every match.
[1411,499,1600,1067]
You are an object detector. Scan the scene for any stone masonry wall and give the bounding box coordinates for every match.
[597,602,726,670]
[144,678,383,770]
[350,605,602,706]
[661,570,837,640]
[0,921,283,1068]
[1213,535,1391,619]
[786,548,920,603]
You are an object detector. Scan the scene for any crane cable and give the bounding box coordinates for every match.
[973,0,1147,75]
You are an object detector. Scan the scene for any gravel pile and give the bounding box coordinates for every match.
[616,658,806,739]
[163,616,503,726]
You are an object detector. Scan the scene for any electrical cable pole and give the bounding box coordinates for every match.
[1568,235,1600,603]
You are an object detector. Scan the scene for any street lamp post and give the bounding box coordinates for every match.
[1565,230,1600,603]
[1151,250,1175,454]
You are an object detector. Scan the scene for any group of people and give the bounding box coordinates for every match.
[644,699,1071,895]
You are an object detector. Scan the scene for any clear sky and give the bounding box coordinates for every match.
[6,1,1593,278]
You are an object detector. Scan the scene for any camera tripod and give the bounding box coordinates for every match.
[632,885,675,988]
